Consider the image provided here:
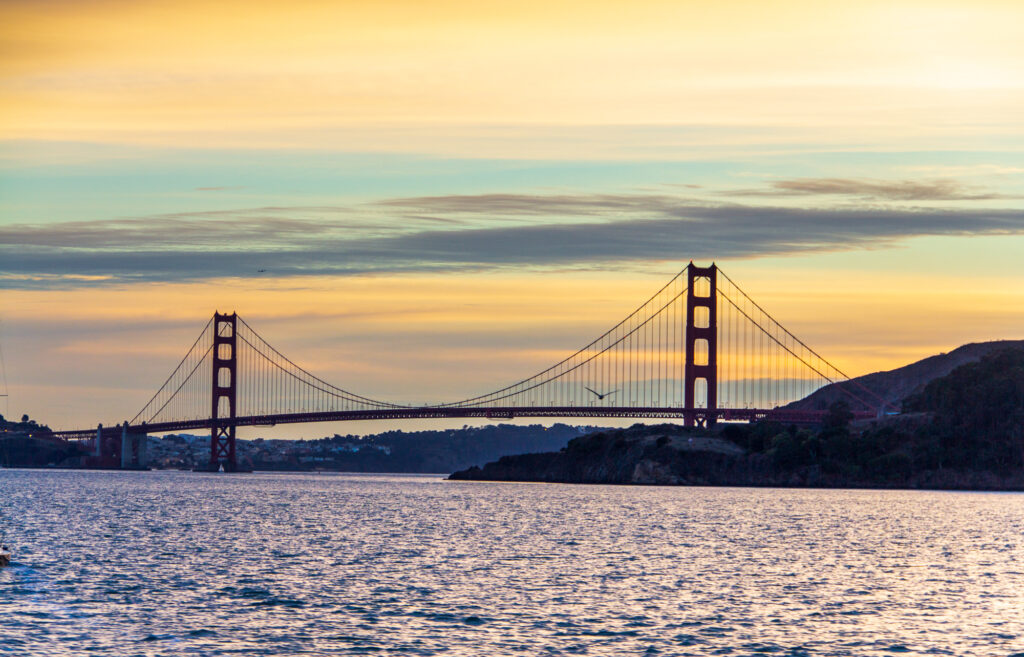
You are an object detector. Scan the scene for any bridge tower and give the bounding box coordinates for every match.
[684,263,717,427]
[210,312,238,471]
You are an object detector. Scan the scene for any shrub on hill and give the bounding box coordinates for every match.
[903,348,1024,473]
[721,349,1024,483]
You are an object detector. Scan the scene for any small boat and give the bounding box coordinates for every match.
[0,546,10,568]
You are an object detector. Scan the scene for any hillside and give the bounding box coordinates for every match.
[450,424,756,485]
[251,423,606,473]
[452,348,1024,490]
[0,414,81,468]
[787,340,1024,412]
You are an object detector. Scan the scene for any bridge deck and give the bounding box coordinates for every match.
[53,406,873,441]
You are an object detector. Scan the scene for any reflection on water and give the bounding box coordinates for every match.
[1,470,1023,656]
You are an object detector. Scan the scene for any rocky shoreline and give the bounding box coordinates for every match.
[449,422,1024,491]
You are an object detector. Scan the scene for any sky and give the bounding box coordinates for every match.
[2,0,1024,436]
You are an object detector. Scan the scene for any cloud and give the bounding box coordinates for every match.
[377,193,688,215]
[4,192,1024,289]
[0,215,332,249]
[734,177,1008,201]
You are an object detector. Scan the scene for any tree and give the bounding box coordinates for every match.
[822,400,853,431]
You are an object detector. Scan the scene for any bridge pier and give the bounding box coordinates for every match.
[85,422,122,468]
[119,423,148,470]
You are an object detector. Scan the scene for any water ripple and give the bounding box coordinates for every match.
[1,470,1023,656]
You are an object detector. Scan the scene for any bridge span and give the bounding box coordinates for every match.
[55,263,887,470]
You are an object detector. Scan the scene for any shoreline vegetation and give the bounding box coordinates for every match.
[450,348,1024,491]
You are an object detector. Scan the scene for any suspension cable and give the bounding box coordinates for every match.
[236,317,408,408]
[439,267,690,407]
[129,317,214,424]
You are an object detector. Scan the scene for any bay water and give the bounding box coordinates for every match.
[2,470,1023,656]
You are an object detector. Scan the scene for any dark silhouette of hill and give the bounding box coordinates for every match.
[2,413,83,467]
[787,340,1024,412]
[452,348,1024,490]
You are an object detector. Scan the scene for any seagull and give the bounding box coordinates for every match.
[584,386,617,400]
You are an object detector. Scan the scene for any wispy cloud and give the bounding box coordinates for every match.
[733,177,1009,201]
[4,191,1024,289]
[0,215,331,249]
[377,193,689,215]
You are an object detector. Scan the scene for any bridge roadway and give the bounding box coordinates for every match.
[53,406,874,441]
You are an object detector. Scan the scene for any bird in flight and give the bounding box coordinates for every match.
[584,386,617,400]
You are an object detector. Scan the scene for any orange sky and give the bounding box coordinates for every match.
[4,1,1024,147]
[2,0,1023,434]
[5,247,1024,431]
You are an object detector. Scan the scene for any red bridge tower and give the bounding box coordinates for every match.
[210,312,238,471]
[684,263,717,427]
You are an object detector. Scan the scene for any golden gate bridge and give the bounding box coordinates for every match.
[53,263,887,471]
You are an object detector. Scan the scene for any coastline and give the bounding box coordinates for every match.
[449,423,1024,492]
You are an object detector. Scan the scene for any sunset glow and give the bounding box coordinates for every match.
[2,0,1023,434]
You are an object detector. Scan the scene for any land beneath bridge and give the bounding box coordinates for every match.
[451,348,1024,491]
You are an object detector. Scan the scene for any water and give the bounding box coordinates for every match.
[1,470,1023,656]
